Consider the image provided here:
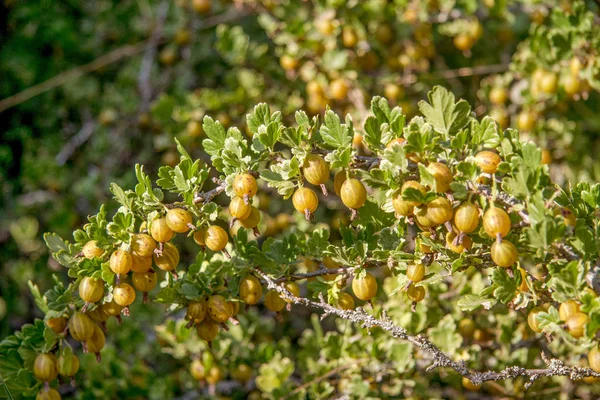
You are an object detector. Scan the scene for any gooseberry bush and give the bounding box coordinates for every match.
[4,86,600,399]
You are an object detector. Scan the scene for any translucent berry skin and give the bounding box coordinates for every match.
[109,249,132,275]
[79,277,105,304]
[483,207,511,238]
[474,151,502,174]
[102,300,124,316]
[153,242,179,271]
[46,317,67,334]
[264,290,286,312]
[414,207,436,228]
[333,171,353,196]
[229,197,252,220]
[453,202,480,233]
[113,283,136,307]
[57,353,80,377]
[233,173,258,198]
[193,228,207,246]
[490,240,518,268]
[132,270,158,293]
[340,178,367,209]
[527,307,545,333]
[292,187,319,214]
[87,307,109,323]
[131,253,152,273]
[208,295,233,323]
[166,208,193,233]
[427,162,452,193]
[392,195,414,217]
[566,312,589,338]
[239,275,263,305]
[86,324,105,354]
[336,292,355,310]
[589,346,600,373]
[240,207,261,229]
[82,240,104,259]
[303,154,330,185]
[196,319,220,342]
[425,197,453,226]
[407,284,426,302]
[559,300,580,322]
[36,388,61,400]
[150,216,175,242]
[407,263,425,283]
[205,225,229,251]
[352,272,378,301]
[186,299,207,323]
[131,233,156,258]
[282,282,300,303]
[68,312,94,342]
[33,353,58,382]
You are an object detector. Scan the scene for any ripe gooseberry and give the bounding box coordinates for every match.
[208,295,233,323]
[474,151,502,174]
[336,293,355,310]
[352,272,378,301]
[82,240,104,259]
[489,86,508,105]
[130,253,152,273]
[425,197,453,226]
[559,300,580,322]
[240,207,261,230]
[113,283,136,307]
[292,187,319,219]
[132,270,158,303]
[153,242,180,272]
[282,282,300,303]
[68,312,95,342]
[205,366,223,385]
[427,162,453,193]
[33,353,58,382]
[490,240,518,267]
[589,346,600,373]
[197,319,220,342]
[303,154,330,186]
[86,324,105,361]
[150,216,175,243]
[239,275,263,305]
[527,307,545,333]
[87,307,109,324]
[46,317,67,334]
[185,299,207,327]
[407,263,425,283]
[205,225,229,252]
[109,249,132,276]
[233,173,258,201]
[329,79,349,101]
[407,284,425,302]
[79,277,104,306]
[264,290,286,312]
[193,228,207,246]
[166,208,193,233]
[458,319,476,339]
[101,300,124,318]
[231,364,252,384]
[516,109,537,132]
[453,202,480,233]
[340,178,367,210]
[131,233,156,258]
[229,197,252,221]
[483,207,511,238]
[333,171,353,196]
[454,33,474,51]
[36,388,61,400]
[566,312,589,338]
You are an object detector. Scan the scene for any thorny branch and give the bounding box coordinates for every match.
[255,270,600,387]
[193,180,226,204]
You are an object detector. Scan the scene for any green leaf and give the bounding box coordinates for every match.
[427,315,463,356]
[202,116,227,157]
[320,110,352,148]
[457,294,497,311]
[490,268,517,304]
[418,86,471,136]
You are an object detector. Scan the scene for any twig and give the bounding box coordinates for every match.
[256,269,600,386]
[138,1,170,112]
[272,265,357,284]
[55,120,97,165]
[193,181,226,204]
[0,9,253,113]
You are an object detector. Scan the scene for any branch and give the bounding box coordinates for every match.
[138,1,170,112]
[193,180,226,204]
[55,120,97,165]
[255,269,600,386]
[273,264,357,284]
